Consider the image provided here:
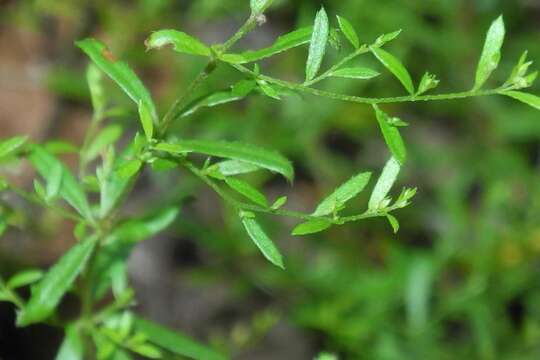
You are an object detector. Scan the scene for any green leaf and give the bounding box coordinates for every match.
[306,7,329,82]
[17,236,98,326]
[138,101,154,141]
[213,160,260,176]
[226,27,312,64]
[503,91,540,110]
[368,157,401,210]
[7,269,44,289]
[250,0,274,14]
[145,30,211,57]
[45,160,63,202]
[406,257,433,331]
[292,218,332,236]
[29,147,93,220]
[474,16,505,90]
[330,67,379,80]
[271,196,288,210]
[375,30,402,46]
[0,136,28,160]
[86,64,106,115]
[417,72,440,95]
[155,140,294,182]
[313,172,372,217]
[134,316,226,360]
[113,207,179,244]
[241,213,284,269]
[56,325,84,360]
[386,214,399,233]
[85,125,123,163]
[45,140,78,154]
[336,15,359,48]
[225,177,268,207]
[131,343,162,359]
[371,47,415,94]
[182,90,247,117]
[115,159,143,180]
[76,38,158,123]
[258,80,281,100]
[373,105,407,164]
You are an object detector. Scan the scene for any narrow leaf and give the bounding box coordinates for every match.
[0,136,28,160]
[155,140,294,181]
[313,172,372,217]
[336,16,359,48]
[214,160,260,176]
[85,125,123,163]
[373,105,407,164]
[368,157,401,210]
[386,214,399,233]
[306,7,329,81]
[7,270,44,290]
[225,178,268,207]
[503,91,540,110]
[271,196,288,210]
[76,38,158,123]
[45,160,63,202]
[116,159,143,180]
[241,213,284,269]
[474,16,505,90]
[292,218,332,236]
[145,30,211,57]
[371,47,415,94]
[17,237,97,326]
[86,64,106,115]
[138,101,154,141]
[330,67,379,80]
[56,325,84,360]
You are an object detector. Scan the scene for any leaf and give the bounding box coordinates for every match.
[145,30,211,57]
[56,325,84,360]
[292,218,332,236]
[330,67,380,80]
[373,105,407,164]
[85,125,123,163]
[386,214,399,233]
[271,196,287,210]
[0,136,28,160]
[45,140,78,154]
[214,160,260,176]
[225,177,268,207]
[226,27,312,64]
[182,91,245,117]
[155,140,294,182]
[258,80,281,100]
[417,72,440,95]
[474,16,505,90]
[115,159,143,180]
[306,7,329,82]
[138,101,154,141]
[406,257,433,331]
[17,236,97,326]
[7,270,44,289]
[76,38,158,123]
[29,147,93,220]
[503,91,540,110]
[45,160,63,202]
[250,0,274,14]
[241,213,284,269]
[113,207,180,244]
[313,172,372,217]
[134,316,226,360]
[375,30,402,46]
[336,16,359,48]
[368,157,401,210]
[371,47,415,94]
[86,64,106,115]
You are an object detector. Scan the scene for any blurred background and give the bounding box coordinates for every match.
[1,0,540,359]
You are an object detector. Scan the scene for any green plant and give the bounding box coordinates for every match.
[1,1,539,358]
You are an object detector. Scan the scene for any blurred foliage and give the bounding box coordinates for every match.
[2,0,540,358]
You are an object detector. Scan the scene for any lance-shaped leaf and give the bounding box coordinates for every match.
[17,236,97,326]
[373,105,407,164]
[371,47,415,94]
[56,325,85,360]
[368,157,401,210]
[292,218,332,236]
[7,270,44,290]
[155,140,294,181]
[330,67,379,80]
[306,7,329,82]
[474,16,505,90]
[138,100,154,141]
[76,38,158,123]
[313,172,372,216]
[86,64,106,116]
[225,27,313,64]
[503,91,540,110]
[225,177,268,207]
[29,146,93,220]
[84,125,123,163]
[241,212,284,269]
[134,316,226,360]
[0,136,28,160]
[213,160,260,176]
[336,16,359,49]
[145,30,211,57]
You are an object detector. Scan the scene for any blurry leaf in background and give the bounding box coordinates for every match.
[503,91,540,110]
[405,257,433,332]
[76,38,158,123]
[368,157,400,210]
[115,159,142,180]
[306,7,329,82]
[84,125,123,163]
[241,212,284,269]
[337,15,360,49]
[0,136,28,160]
[56,325,84,360]
[474,16,505,90]
[6,269,44,290]
[373,105,407,164]
[86,64,106,116]
[17,236,97,326]
[312,171,372,216]
[371,47,415,94]
[144,30,211,57]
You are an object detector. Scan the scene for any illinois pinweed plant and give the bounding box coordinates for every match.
[1,0,540,358]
